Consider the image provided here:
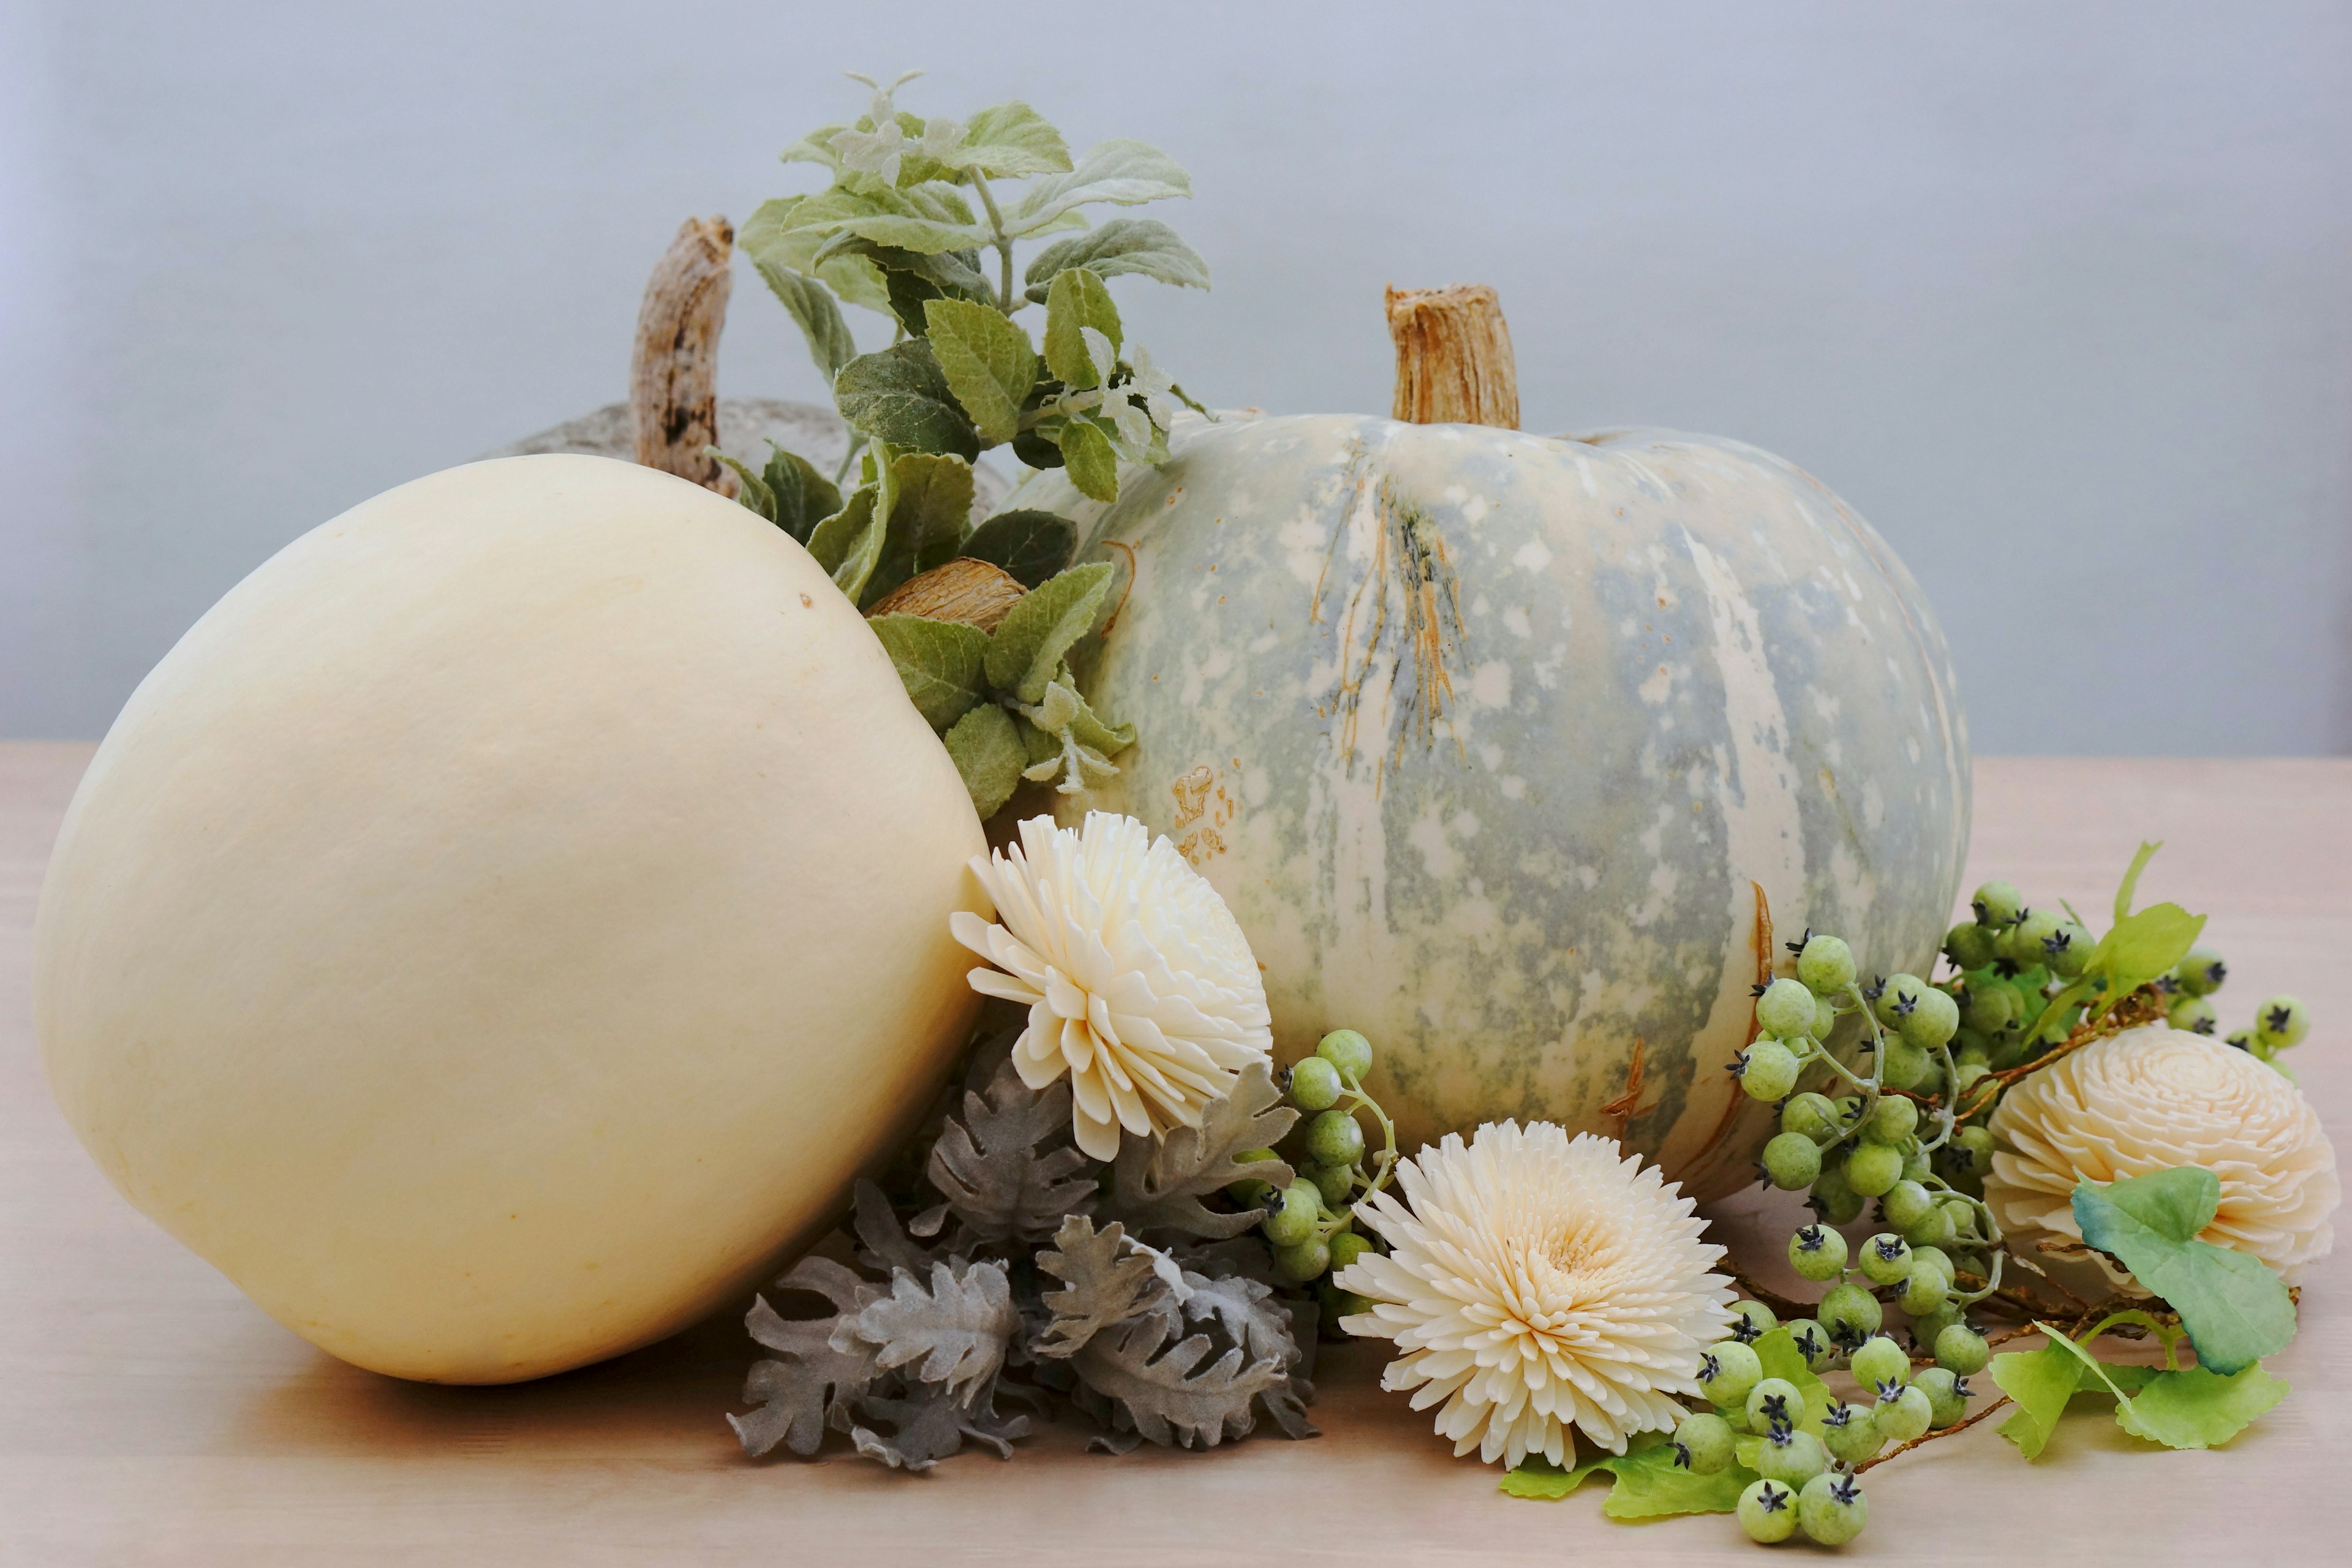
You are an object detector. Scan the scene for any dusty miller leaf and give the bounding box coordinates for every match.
[1023,217,1210,300]
[1033,1215,1170,1359]
[845,1384,1029,1472]
[869,614,989,733]
[852,1259,1020,1405]
[730,1256,883,1458]
[1102,1060,1297,1242]
[2071,1169,2296,1374]
[958,510,1076,587]
[926,1057,1098,1244]
[943,703,1025,820]
[984,561,1114,704]
[850,1178,938,1276]
[1064,1309,1290,1451]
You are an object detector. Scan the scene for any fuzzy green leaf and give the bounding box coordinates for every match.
[959,510,1077,587]
[834,341,979,461]
[707,449,777,522]
[835,212,992,255]
[805,486,884,603]
[922,299,1038,446]
[747,254,858,380]
[763,447,842,546]
[1991,1343,2084,1458]
[866,452,976,604]
[1042,268,1121,388]
[944,102,1072,179]
[985,562,1113,704]
[2071,1170,2296,1375]
[1058,418,1121,502]
[1023,217,1210,300]
[869,615,989,733]
[1008,138,1191,234]
[943,703,1025,820]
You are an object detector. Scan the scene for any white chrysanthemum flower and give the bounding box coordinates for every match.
[1988,1024,2339,1287]
[1335,1122,1734,1467]
[950,812,1272,1161]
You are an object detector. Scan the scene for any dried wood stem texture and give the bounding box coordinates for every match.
[631,215,736,494]
[866,559,1030,633]
[1385,283,1520,431]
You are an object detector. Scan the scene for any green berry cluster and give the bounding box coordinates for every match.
[1229,1029,1398,1323]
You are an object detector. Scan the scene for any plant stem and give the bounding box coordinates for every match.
[1854,1393,2013,1472]
[970,173,1018,312]
[1727,1272,1815,1320]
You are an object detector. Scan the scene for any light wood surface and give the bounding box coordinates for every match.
[4,744,2348,1564]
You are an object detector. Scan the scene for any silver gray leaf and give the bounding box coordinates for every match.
[1032,1214,1170,1359]
[846,1383,1031,1472]
[1174,1268,1293,1364]
[1065,1310,1291,1450]
[853,1259,1020,1406]
[730,1265,886,1458]
[851,1178,936,1275]
[926,1058,1098,1244]
[1102,1060,1297,1240]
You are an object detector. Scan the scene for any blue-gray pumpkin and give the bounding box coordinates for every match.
[1001,295,1968,1197]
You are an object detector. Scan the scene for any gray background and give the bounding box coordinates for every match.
[4,1,2348,751]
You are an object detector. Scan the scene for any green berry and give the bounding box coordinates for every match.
[1842,1140,1904,1198]
[2176,946,2227,997]
[2226,1027,2257,1052]
[1728,1299,1778,1343]
[1753,1423,1828,1486]
[1934,1323,1989,1375]
[1807,1163,1866,1225]
[1849,1335,1909,1396]
[1880,1179,1934,1232]
[1272,1236,1331,1282]
[1797,1471,1869,1546]
[1907,1303,1964,1354]
[1874,1383,1932,1443]
[1872,973,1929,1030]
[1785,1317,1834,1371]
[1797,933,1857,995]
[2255,996,2310,1050]
[1943,921,1997,971]
[2011,908,2064,964]
[1939,1126,1996,1182]
[1741,1037,1803,1101]
[1877,1036,1932,1091]
[1698,1340,1764,1408]
[1898,1267,1950,1318]
[1963,982,2021,1035]
[1738,1479,1799,1544]
[1952,1061,1991,1101]
[1820,1403,1881,1466]
[1757,978,1817,1039]
[1909,1245,1954,1285]
[1819,1282,1882,1344]
[1912,1365,1969,1427]
[1899,1141,1933,1183]
[1971,881,2023,926]
[1227,1177,1273,1208]
[1314,1028,1374,1080]
[2168,995,2219,1036]
[2045,921,2094,978]
[1781,1091,1839,1144]
[1263,1182,1320,1246]
[1303,1160,1354,1206]
[1861,1095,1918,1145]
[1328,1231,1376,1272]
[1811,990,1840,1041]
[1951,1027,1992,1068]
[1857,1232,1912,1286]
[1303,1108,1365,1168]
[1762,1131,1823,1191]
[1902,1201,1956,1250]
[1789,1223,1849,1281]
[1286,1055,1344,1110]
[1899,985,1961,1050]
[1746,1376,1804,1433]
[1673,1410,1737,1474]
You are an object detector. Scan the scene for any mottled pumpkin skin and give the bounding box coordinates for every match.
[1003,414,1968,1197]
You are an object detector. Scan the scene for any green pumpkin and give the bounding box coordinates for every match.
[1001,401,1967,1197]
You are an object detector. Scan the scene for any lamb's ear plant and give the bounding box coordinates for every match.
[717,71,1210,819]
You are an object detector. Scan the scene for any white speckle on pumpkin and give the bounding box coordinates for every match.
[1463,495,1490,525]
[1907,736,1923,763]
[1513,538,1553,574]
[1473,661,1512,709]
[1499,775,1526,800]
[1503,606,1531,638]
[1863,779,1886,831]
[1471,594,1491,617]
[1638,663,1674,705]
[1810,687,1841,721]
[1409,808,1462,881]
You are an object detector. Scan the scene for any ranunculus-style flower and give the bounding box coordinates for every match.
[1988,1024,2339,1287]
[1335,1121,1735,1466]
[951,812,1272,1161]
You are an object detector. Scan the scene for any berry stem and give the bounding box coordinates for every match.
[1853,1392,2013,1473]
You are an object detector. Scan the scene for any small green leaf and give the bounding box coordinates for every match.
[1749,1327,1836,1434]
[986,563,1114,703]
[943,703,1025,820]
[2114,840,2163,924]
[761,446,842,546]
[834,212,992,255]
[945,102,1072,179]
[869,614,989,731]
[959,510,1077,587]
[804,486,884,603]
[866,452,976,604]
[745,255,857,380]
[1499,1455,1599,1501]
[1600,1446,1756,1519]
[705,448,777,522]
[2072,1171,2297,1375]
[1023,217,1211,300]
[1042,268,1121,388]
[1008,138,1192,234]
[922,298,1038,446]
[2116,1363,2287,1448]
[1020,677,1134,763]
[1991,1343,2084,1458]
[834,341,979,461]
[1058,418,1121,503]
[2092,902,2205,1000]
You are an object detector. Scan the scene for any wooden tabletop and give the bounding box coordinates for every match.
[4,744,2348,1564]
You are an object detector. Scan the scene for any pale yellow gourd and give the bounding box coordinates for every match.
[34,454,986,1383]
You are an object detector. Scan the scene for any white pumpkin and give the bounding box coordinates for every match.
[1003,296,1968,1197]
[33,454,985,1383]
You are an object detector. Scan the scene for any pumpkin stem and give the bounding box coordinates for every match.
[1385,284,1520,430]
[631,215,736,494]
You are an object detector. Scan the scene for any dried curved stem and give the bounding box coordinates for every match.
[631,214,735,493]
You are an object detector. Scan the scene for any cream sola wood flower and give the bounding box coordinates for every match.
[1987,1024,2339,1286]
[950,812,1273,1161]
[1335,1122,1735,1466]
